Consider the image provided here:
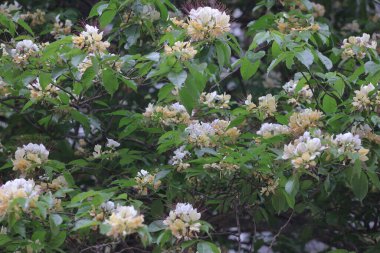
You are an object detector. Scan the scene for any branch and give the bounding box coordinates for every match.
[267,210,294,252]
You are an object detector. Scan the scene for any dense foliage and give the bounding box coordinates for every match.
[1,0,380,252]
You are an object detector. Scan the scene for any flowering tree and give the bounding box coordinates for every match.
[1,0,380,252]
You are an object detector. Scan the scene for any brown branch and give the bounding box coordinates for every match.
[267,210,294,252]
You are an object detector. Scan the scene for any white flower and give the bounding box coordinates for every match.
[0,178,41,217]
[101,201,116,213]
[163,203,201,240]
[244,94,257,111]
[12,143,49,175]
[164,41,197,61]
[0,1,21,17]
[134,169,161,195]
[27,78,58,99]
[185,119,240,147]
[51,15,72,38]
[282,132,325,169]
[187,7,230,41]
[258,94,277,117]
[10,40,40,65]
[72,25,110,53]
[341,33,377,59]
[106,139,120,149]
[331,132,369,161]
[143,102,191,126]
[93,144,102,158]
[257,123,290,138]
[283,79,313,104]
[169,146,191,171]
[352,83,376,111]
[200,91,231,109]
[103,205,144,238]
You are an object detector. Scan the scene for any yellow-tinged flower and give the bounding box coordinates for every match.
[12,143,49,176]
[104,205,144,238]
[164,203,201,240]
[164,41,197,61]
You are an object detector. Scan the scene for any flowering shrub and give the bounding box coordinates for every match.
[1,0,380,252]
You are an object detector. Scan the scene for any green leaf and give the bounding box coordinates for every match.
[285,177,299,196]
[71,190,97,204]
[100,7,117,28]
[267,52,288,73]
[148,220,166,232]
[322,95,337,114]
[157,230,172,246]
[50,214,63,226]
[49,231,66,248]
[155,0,168,21]
[241,57,260,80]
[17,18,34,35]
[70,110,90,130]
[215,41,231,67]
[73,219,99,231]
[102,68,119,95]
[296,49,314,69]
[168,71,187,88]
[0,235,11,246]
[179,63,207,113]
[367,170,380,189]
[21,100,35,112]
[197,241,221,253]
[89,2,107,17]
[271,190,287,213]
[352,171,368,201]
[317,51,333,70]
[39,72,52,90]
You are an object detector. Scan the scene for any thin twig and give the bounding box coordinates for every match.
[267,210,294,252]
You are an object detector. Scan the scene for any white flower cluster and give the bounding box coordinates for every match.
[0,1,21,17]
[103,205,144,239]
[169,146,191,171]
[200,91,231,109]
[77,53,123,78]
[341,33,377,60]
[51,15,72,38]
[351,124,380,144]
[164,41,197,61]
[258,94,277,118]
[244,94,257,111]
[42,175,68,191]
[283,79,313,104]
[257,123,290,138]
[101,201,116,213]
[185,119,240,147]
[93,139,120,158]
[27,78,59,100]
[171,7,230,41]
[163,203,201,240]
[12,143,49,176]
[20,9,45,27]
[187,7,230,41]
[283,132,325,169]
[10,40,40,65]
[73,25,110,54]
[352,83,380,111]
[0,77,9,96]
[312,2,326,17]
[203,160,239,173]
[0,178,41,217]
[143,102,191,126]
[288,108,323,135]
[331,133,369,162]
[134,169,161,195]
